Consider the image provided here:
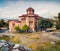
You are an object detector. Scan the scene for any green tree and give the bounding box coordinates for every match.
[56,13,60,29]
[1,19,6,25]
[22,24,29,32]
[0,22,3,27]
[58,13,60,22]
[0,19,4,29]
[0,19,9,29]
[15,26,21,32]
[38,18,53,30]
[56,22,60,29]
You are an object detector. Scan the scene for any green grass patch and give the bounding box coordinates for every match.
[33,37,39,40]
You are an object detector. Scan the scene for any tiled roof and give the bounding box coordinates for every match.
[18,14,41,20]
[9,20,20,23]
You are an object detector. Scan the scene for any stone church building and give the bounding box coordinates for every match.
[9,7,41,32]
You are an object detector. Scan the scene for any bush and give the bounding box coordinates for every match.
[22,24,29,32]
[15,26,21,32]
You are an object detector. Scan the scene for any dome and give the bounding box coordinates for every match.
[26,7,34,14]
[26,7,34,11]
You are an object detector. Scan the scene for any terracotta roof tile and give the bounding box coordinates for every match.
[9,20,20,23]
[18,14,41,20]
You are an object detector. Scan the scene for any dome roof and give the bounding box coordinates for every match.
[26,7,34,11]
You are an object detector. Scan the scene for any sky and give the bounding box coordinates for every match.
[0,0,60,19]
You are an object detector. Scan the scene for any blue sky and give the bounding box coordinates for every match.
[0,0,60,19]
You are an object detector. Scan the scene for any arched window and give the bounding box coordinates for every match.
[29,21,33,26]
[13,23,15,27]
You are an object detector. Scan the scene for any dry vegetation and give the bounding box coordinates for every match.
[0,31,60,51]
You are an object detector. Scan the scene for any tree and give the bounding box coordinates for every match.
[0,19,5,29]
[0,22,3,27]
[56,13,60,29]
[15,26,21,32]
[38,18,53,30]
[22,24,29,32]
[56,22,60,29]
[0,19,9,29]
[0,19,6,25]
[58,13,60,22]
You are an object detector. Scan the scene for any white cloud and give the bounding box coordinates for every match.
[0,1,60,19]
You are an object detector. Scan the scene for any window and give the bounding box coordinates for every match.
[20,21,21,23]
[13,23,15,26]
[29,21,33,26]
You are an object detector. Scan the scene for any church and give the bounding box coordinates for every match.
[9,7,41,32]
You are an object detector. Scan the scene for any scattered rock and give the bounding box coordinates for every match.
[0,40,33,51]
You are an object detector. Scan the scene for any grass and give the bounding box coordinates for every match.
[0,31,60,51]
[37,45,60,51]
[31,37,40,40]
[0,35,21,44]
[28,41,60,51]
[13,31,42,35]
[0,35,10,41]
[10,35,21,44]
[34,37,39,40]
[13,32,31,35]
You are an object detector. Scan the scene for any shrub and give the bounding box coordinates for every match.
[15,26,21,32]
[22,24,29,32]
